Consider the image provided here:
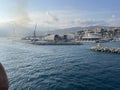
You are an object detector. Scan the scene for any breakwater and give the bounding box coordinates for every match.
[20,39,83,45]
[34,42,83,45]
[91,45,120,54]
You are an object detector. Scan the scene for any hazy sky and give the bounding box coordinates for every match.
[0,0,120,32]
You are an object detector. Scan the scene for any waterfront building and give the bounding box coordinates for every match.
[82,32,101,42]
[43,34,75,42]
[44,34,57,41]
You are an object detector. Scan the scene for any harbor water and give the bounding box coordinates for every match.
[0,38,120,90]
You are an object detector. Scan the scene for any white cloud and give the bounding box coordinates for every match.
[107,15,120,27]
[112,15,116,18]
[0,10,120,30]
[28,11,120,28]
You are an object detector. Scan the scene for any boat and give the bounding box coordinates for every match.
[96,38,111,43]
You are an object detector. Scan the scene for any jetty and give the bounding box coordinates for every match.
[32,41,83,45]
[91,44,120,54]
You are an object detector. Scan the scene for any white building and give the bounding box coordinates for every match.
[43,34,75,42]
[82,33,101,42]
[44,34,55,41]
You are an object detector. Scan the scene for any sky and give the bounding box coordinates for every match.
[0,0,120,35]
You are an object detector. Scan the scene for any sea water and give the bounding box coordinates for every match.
[0,38,120,90]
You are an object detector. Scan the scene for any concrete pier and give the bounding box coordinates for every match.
[32,41,83,45]
[20,40,83,45]
[91,45,120,54]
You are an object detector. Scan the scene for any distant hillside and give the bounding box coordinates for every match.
[46,26,117,34]
[0,24,118,37]
[46,27,83,34]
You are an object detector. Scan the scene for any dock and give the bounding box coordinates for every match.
[33,41,83,45]
[20,39,83,45]
[91,45,120,54]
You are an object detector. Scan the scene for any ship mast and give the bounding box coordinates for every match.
[33,24,37,38]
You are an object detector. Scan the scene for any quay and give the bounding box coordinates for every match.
[91,44,120,54]
[32,41,83,45]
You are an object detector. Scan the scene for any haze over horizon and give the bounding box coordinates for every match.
[0,0,120,36]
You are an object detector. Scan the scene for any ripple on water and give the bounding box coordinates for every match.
[0,39,120,90]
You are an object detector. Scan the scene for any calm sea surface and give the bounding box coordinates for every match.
[0,38,120,90]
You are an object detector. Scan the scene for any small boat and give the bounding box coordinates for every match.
[96,38,110,43]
